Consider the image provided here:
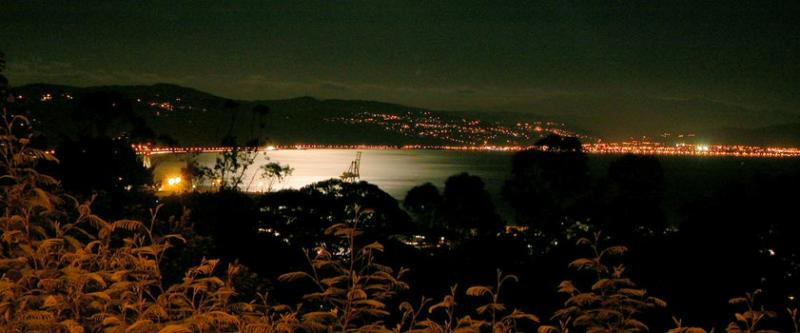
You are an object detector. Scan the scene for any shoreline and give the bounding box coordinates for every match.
[134,143,800,158]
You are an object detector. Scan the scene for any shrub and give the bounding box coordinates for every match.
[0,111,294,332]
[541,232,666,333]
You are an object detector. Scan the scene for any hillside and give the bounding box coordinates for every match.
[701,123,800,147]
[10,83,800,147]
[10,83,571,147]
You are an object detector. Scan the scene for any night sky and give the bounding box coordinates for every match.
[2,1,799,135]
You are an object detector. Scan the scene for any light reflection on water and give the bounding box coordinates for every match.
[151,149,514,200]
[149,150,800,223]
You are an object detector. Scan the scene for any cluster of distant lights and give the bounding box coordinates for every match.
[22,92,204,112]
[20,91,800,158]
[329,111,579,146]
[21,92,202,115]
[132,142,800,157]
[24,92,73,102]
[395,234,450,249]
[583,141,800,157]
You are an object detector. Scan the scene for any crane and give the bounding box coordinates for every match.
[340,151,362,183]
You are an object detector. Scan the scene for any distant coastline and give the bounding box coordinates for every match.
[133,142,800,158]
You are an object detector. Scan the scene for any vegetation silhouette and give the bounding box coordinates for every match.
[0,51,6,90]
[503,134,591,241]
[441,173,503,239]
[51,92,157,219]
[54,136,154,218]
[542,232,667,333]
[71,91,152,141]
[196,136,264,191]
[257,179,414,246]
[188,97,280,193]
[403,182,443,231]
[252,161,293,192]
[595,154,666,238]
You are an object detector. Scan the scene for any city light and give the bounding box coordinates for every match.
[166,176,182,186]
[132,141,800,158]
[327,111,582,146]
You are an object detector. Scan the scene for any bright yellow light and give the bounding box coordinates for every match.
[166,176,182,186]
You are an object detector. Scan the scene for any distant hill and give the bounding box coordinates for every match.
[700,123,800,147]
[516,94,800,142]
[11,83,800,147]
[10,83,562,147]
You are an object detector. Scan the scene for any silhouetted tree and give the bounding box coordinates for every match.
[250,103,270,138]
[442,173,503,238]
[503,135,590,237]
[250,161,292,192]
[157,190,294,285]
[0,51,7,92]
[258,179,414,247]
[180,154,205,191]
[661,171,800,326]
[50,91,156,217]
[55,136,154,218]
[598,154,666,237]
[73,91,135,139]
[199,135,264,191]
[404,182,443,230]
[223,98,240,136]
[252,104,270,117]
[0,51,13,141]
[200,101,280,192]
[128,113,156,142]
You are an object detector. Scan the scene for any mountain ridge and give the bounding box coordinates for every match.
[11,83,562,147]
[10,83,800,147]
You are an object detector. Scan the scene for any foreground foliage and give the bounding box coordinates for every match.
[541,233,666,333]
[0,111,288,332]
